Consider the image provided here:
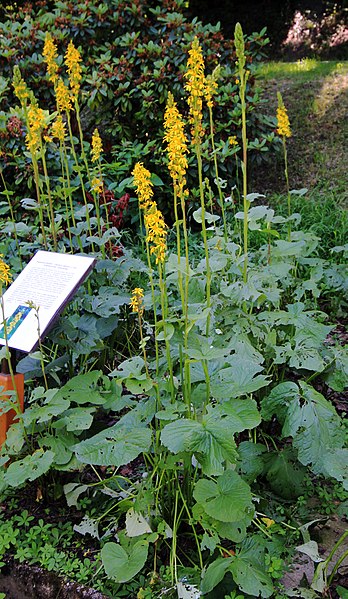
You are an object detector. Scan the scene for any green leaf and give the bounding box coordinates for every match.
[201,557,232,595]
[101,540,148,582]
[238,441,266,483]
[322,449,348,490]
[55,407,96,431]
[219,398,261,432]
[230,556,273,597]
[74,425,152,466]
[64,482,88,507]
[211,358,269,400]
[5,450,54,487]
[74,515,99,539]
[54,371,105,405]
[193,470,254,522]
[285,382,345,473]
[264,449,306,499]
[161,417,238,476]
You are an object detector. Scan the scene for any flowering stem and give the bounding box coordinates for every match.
[282,136,292,241]
[208,106,227,241]
[41,145,57,250]
[196,143,211,335]
[66,113,93,243]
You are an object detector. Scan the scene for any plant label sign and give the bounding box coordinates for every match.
[0,251,96,353]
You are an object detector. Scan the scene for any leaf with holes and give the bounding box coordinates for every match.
[5,450,54,487]
[73,425,152,466]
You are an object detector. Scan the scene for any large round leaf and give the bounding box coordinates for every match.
[101,540,148,582]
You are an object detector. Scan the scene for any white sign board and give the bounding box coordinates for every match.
[0,251,96,353]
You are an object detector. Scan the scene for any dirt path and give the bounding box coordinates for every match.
[253,64,348,203]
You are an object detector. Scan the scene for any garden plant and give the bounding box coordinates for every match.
[0,7,347,599]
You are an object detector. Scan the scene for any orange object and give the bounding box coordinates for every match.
[0,373,24,447]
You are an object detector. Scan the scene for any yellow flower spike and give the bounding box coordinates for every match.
[91,176,103,194]
[163,92,188,194]
[65,40,82,102]
[91,128,103,163]
[204,67,220,109]
[132,162,154,211]
[26,104,46,153]
[130,287,144,315]
[55,78,72,113]
[43,33,59,85]
[276,92,291,138]
[51,115,66,142]
[0,255,12,286]
[12,65,32,107]
[144,203,168,265]
[184,36,205,144]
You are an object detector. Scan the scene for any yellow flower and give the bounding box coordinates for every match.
[43,33,59,85]
[26,104,46,153]
[235,78,240,85]
[261,517,275,528]
[184,37,205,144]
[56,78,72,113]
[0,255,11,286]
[163,92,188,195]
[51,115,66,142]
[132,162,154,211]
[65,40,82,102]
[12,66,31,106]
[91,128,102,163]
[91,176,103,194]
[229,135,238,146]
[130,287,144,315]
[276,92,291,138]
[276,106,292,138]
[204,75,218,109]
[144,203,168,264]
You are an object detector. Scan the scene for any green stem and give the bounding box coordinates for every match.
[208,106,227,241]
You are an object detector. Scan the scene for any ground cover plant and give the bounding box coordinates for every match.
[0,16,347,599]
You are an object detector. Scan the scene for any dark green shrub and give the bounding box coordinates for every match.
[0,0,278,219]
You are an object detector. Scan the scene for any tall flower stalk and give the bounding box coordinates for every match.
[12,67,47,248]
[276,92,292,240]
[130,288,149,378]
[184,37,211,333]
[204,67,228,242]
[234,22,250,283]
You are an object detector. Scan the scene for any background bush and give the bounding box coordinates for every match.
[0,0,277,220]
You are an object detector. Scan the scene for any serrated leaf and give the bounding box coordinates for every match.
[193,470,254,522]
[211,358,269,400]
[161,417,237,476]
[101,540,148,582]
